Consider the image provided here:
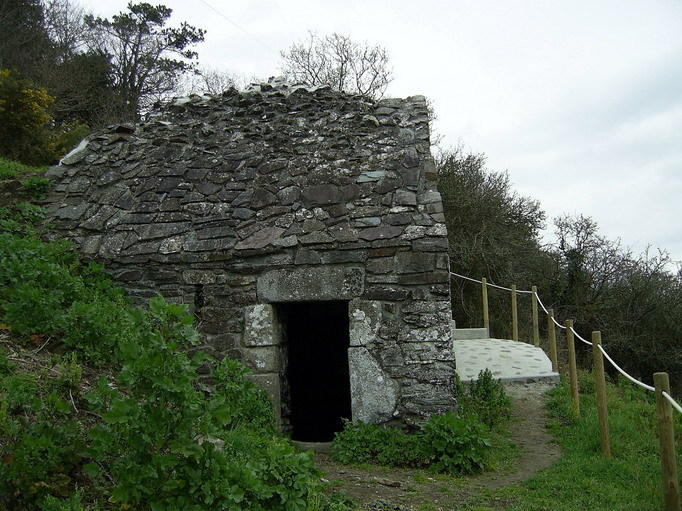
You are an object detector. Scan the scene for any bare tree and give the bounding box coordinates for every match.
[43,0,90,59]
[280,31,393,99]
[181,67,255,95]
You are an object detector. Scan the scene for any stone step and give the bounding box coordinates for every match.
[451,327,490,340]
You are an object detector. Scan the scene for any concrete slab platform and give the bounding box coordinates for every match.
[454,338,560,384]
[452,327,489,340]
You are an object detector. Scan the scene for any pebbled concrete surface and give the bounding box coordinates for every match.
[454,337,560,383]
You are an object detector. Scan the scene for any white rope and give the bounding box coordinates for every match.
[553,316,567,330]
[487,281,534,294]
[449,271,484,285]
[534,292,550,315]
[534,292,567,330]
[597,344,655,392]
[569,326,593,346]
[449,272,534,294]
[663,392,682,414]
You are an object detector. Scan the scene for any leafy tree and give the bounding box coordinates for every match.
[550,214,632,324]
[438,146,551,337]
[0,0,116,128]
[547,215,682,386]
[39,0,123,126]
[0,0,51,78]
[0,69,54,164]
[85,2,205,119]
[49,51,124,126]
[280,31,393,99]
[0,67,90,165]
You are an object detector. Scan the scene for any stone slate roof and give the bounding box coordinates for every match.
[45,79,447,281]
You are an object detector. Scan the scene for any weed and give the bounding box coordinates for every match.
[0,233,140,365]
[55,352,83,390]
[0,369,86,508]
[332,412,492,475]
[36,492,85,511]
[331,420,424,466]
[457,368,512,429]
[21,176,52,200]
[0,157,46,180]
[420,412,491,475]
[0,346,14,374]
[15,201,46,223]
[307,486,357,511]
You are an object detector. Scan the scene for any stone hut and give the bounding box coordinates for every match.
[44,79,456,441]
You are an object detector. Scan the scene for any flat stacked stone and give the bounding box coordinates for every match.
[44,77,456,427]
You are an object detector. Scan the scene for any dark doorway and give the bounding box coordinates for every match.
[280,301,352,442]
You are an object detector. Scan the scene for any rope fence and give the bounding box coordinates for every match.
[597,344,655,392]
[569,326,593,346]
[665,392,682,415]
[449,270,681,511]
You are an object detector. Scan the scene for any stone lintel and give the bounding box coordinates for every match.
[257,266,365,302]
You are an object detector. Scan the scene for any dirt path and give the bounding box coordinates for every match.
[470,383,561,490]
[314,383,561,510]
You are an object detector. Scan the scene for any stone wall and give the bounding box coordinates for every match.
[44,79,457,428]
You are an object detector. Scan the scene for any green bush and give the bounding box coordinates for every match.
[0,229,333,508]
[0,202,47,235]
[22,176,52,200]
[0,157,46,180]
[331,412,492,475]
[420,412,491,475]
[456,368,513,429]
[36,493,85,511]
[331,370,509,475]
[331,420,423,466]
[0,233,138,364]
[1,293,324,509]
[0,370,87,509]
[85,296,318,510]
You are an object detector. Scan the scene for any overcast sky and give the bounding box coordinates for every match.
[83,0,682,264]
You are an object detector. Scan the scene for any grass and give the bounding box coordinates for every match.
[0,157,46,180]
[491,373,682,511]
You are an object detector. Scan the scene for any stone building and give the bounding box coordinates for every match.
[44,79,457,441]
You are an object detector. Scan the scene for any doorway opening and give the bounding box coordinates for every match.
[279,301,352,442]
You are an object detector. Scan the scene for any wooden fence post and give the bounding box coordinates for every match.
[532,286,540,347]
[654,372,680,511]
[565,319,580,416]
[481,277,489,335]
[592,331,611,457]
[511,284,519,342]
[547,309,558,371]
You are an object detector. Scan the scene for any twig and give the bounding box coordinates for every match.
[69,389,79,413]
[32,336,52,354]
